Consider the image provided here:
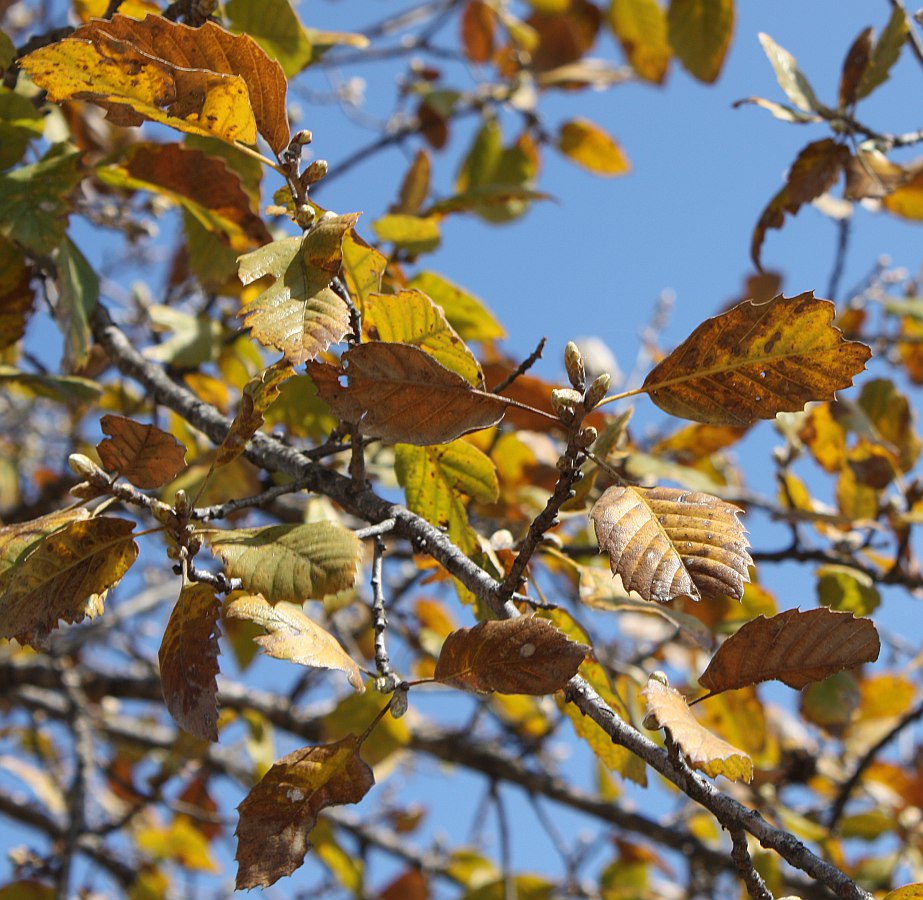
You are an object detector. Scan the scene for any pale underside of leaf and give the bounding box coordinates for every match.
[590,485,751,603]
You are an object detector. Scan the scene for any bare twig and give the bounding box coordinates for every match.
[730,829,774,900]
[370,537,394,680]
[490,337,547,394]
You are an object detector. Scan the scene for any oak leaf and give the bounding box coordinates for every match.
[21,16,290,153]
[224,594,364,692]
[643,675,753,782]
[207,522,360,604]
[98,414,187,489]
[235,736,374,888]
[698,607,881,694]
[308,342,507,445]
[434,618,587,694]
[0,516,138,647]
[642,293,871,426]
[158,583,221,742]
[590,485,751,603]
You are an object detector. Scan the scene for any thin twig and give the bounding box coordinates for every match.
[827,216,852,302]
[371,537,394,680]
[491,337,547,394]
[889,0,923,69]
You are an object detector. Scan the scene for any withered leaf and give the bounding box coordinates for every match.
[642,293,871,426]
[159,583,221,742]
[461,0,495,64]
[434,618,587,694]
[0,507,89,594]
[590,485,751,603]
[97,414,187,489]
[698,607,881,694]
[235,736,374,889]
[839,27,873,108]
[307,342,507,445]
[643,675,753,782]
[224,594,364,692]
[0,516,138,647]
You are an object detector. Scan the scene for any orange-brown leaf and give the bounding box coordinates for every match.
[642,293,871,426]
[461,0,495,64]
[590,485,751,603]
[158,583,221,742]
[643,676,752,781]
[235,736,374,888]
[434,618,587,694]
[839,27,873,108]
[698,607,881,694]
[97,414,187,489]
[307,342,507,445]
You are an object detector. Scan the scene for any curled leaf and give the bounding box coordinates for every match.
[698,607,881,694]
[590,485,751,603]
[434,618,587,694]
[97,414,187,489]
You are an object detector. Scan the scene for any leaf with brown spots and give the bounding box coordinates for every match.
[434,618,587,694]
[642,293,871,426]
[98,414,187,489]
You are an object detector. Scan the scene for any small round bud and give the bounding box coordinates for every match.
[374,673,399,694]
[295,204,316,229]
[564,341,586,391]
[68,453,100,480]
[551,388,582,422]
[390,685,409,719]
[173,490,190,516]
[642,711,660,731]
[301,160,328,187]
[294,129,313,145]
[584,372,611,410]
[577,426,597,449]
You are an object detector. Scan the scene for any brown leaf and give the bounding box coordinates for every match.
[643,675,752,782]
[590,485,751,603]
[224,594,364,692]
[839,27,873,108]
[0,516,138,647]
[642,293,871,426]
[461,0,494,64]
[97,414,187,489]
[698,607,881,694]
[158,583,221,742]
[21,16,290,153]
[307,342,507,445]
[434,618,587,694]
[0,238,34,351]
[235,735,374,888]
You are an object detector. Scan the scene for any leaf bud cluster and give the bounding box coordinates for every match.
[564,341,586,391]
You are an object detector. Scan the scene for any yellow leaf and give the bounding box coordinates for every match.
[557,118,630,176]
[608,0,671,83]
[409,271,506,342]
[136,817,219,873]
[667,0,734,84]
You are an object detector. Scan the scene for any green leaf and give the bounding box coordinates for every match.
[408,271,506,342]
[816,565,881,616]
[0,29,15,71]
[0,87,44,171]
[0,147,82,255]
[56,237,98,371]
[225,0,314,76]
[857,5,909,100]
[667,0,734,83]
[371,214,441,255]
[0,365,102,404]
[145,305,222,368]
[208,522,361,604]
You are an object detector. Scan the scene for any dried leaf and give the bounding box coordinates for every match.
[394,149,431,215]
[97,414,188,489]
[0,238,34,351]
[0,507,90,594]
[307,342,507,445]
[208,522,360,604]
[434,618,587,694]
[461,0,495,64]
[21,16,290,152]
[643,676,753,782]
[235,736,374,889]
[158,583,221,742]
[590,485,750,603]
[698,607,881,694]
[839,27,873,108]
[224,594,364,692]
[556,118,630,177]
[238,214,358,364]
[758,32,825,114]
[642,293,871,426]
[608,0,671,84]
[667,0,734,84]
[0,516,138,647]
[225,0,314,77]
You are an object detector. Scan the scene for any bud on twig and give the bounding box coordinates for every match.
[577,426,597,449]
[564,341,586,391]
[68,453,102,480]
[551,387,583,422]
[301,160,328,188]
[293,129,313,146]
[584,372,611,410]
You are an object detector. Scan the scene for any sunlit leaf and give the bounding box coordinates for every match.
[235,736,374,888]
[434,618,587,694]
[225,0,314,76]
[461,0,495,64]
[643,675,753,782]
[731,95,821,124]
[137,816,219,873]
[409,271,506,342]
[667,0,734,83]
[0,516,138,647]
[144,304,222,368]
[816,565,880,616]
[225,594,364,691]
[159,583,221,742]
[698,607,881,694]
[0,507,90,594]
[394,149,431,215]
[97,414,187,489]
[340,229,386,312]
[758,32,826,113]
[371,214,441,255]
[0,365,101,404]
[590,485,751,603]
[857,377,921,473]
[307,342,507,445]
[208,522,361,604]
[608,0,671,84]
[838,27,873,109]
[642,293,871,426]
[556,118,629,176]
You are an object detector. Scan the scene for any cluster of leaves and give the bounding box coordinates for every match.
[3,1,923,899]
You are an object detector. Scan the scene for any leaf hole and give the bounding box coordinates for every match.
[519,642,536,658]
[759,370,767,379]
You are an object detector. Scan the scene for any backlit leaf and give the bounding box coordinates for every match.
[340,229,386,312]
[556,119,630,176]
[816,565,880,616]
[208,522,361,604]
[758,32,825,113]
[409,271,506,341]
[238,213,358,364]
[364,290,483,386]
[608,0,671,84]
[158,583,221,742]
[56,237,98,372]
[857,6,908,101]
[698,607,881,694]
[667,0,734,84]
[224,594,364,692]
[857,377,921,473]
[643,676,753,782]
[235,736,374,888]
[0,516,138,647]
[590,485,751,603]
[0,366,102,404]
[461,0,495,64]
[0,507,90,594]
[225,0,314,77]
[0,85,45,170]
[0,238,34,351]
[97,414,188,489]
[21,16,290,153]
[838,27,873,109]
[394,149,431,215]
[371,214,441,255]
[434,618,587,694]
[642,293,871,426]
[307,342,507,445]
